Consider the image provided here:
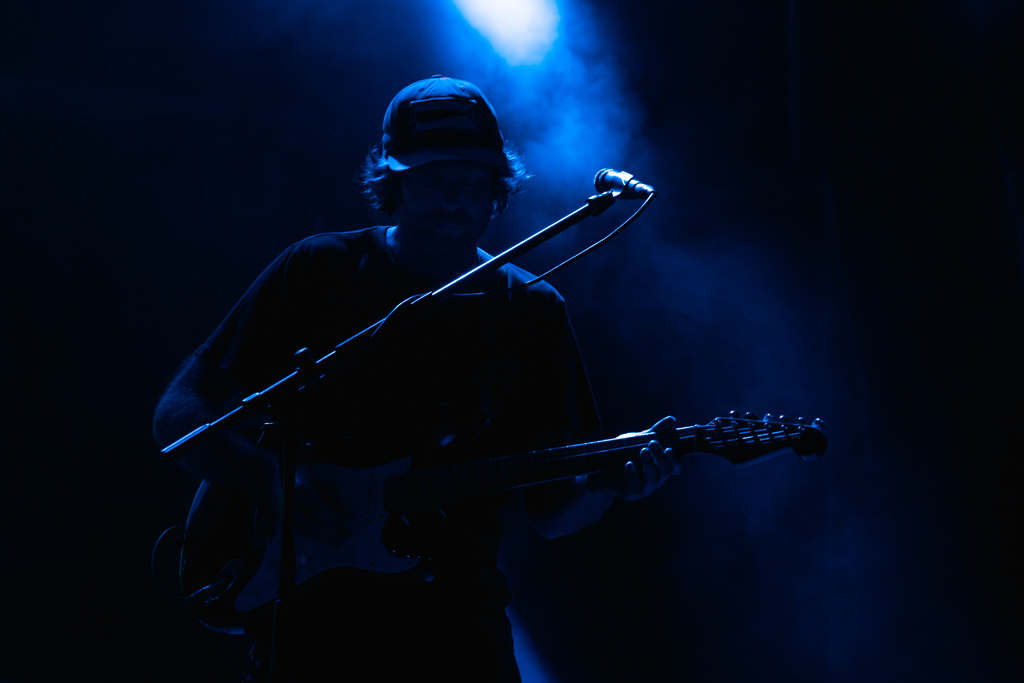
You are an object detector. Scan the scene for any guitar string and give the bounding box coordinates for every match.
[389,423,799,512]
[390,426,740,511]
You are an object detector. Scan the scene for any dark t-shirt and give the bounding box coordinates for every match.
[196,228,600,674]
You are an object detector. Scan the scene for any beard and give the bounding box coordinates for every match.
[423,207,473,232]
[416,208,489,249]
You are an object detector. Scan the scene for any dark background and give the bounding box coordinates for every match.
[1,1,1021,680]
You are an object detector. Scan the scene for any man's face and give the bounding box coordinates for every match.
[394,159,497,251]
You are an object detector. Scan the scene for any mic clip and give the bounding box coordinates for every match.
[586,191,617,216]
[593,168,656,199]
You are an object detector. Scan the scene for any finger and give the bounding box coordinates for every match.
[624,460,640,496]
[650,415,676,434]
[650,441,674,480]
[639,446,658,488]
[665,447,682,475]
[295,485,338,521]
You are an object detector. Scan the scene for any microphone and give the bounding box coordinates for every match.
[593,168,656,198]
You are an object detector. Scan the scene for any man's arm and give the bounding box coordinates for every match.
[521,416,679,538]
[155,355,367,546]
[153,354,280,501]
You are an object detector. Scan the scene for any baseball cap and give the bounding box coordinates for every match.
[381,75,508,171]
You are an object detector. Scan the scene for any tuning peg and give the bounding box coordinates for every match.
[762,413,773,423]
[778,415,787,423]
[744,411,758,420]
[796,416,805,425]
[811,417,824,429]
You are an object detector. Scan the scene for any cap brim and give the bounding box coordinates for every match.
[386,145,508,171]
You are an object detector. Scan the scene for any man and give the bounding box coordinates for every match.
[153,75,677,681]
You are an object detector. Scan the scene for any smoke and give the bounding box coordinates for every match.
[453,0,561,66]
[118,0,867,676]
[5,0,1016,680]
[198,0,849,677]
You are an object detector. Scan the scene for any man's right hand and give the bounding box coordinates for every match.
[292,468,352,547]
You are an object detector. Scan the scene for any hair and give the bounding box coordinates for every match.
[358,142,531,218]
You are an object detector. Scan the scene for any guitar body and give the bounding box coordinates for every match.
[180,458,420,633]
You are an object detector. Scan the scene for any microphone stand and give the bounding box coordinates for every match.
[161,189,621,681]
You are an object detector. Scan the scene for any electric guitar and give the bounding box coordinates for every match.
[174,413,826,633]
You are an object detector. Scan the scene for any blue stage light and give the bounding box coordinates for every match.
[452,0,560,65]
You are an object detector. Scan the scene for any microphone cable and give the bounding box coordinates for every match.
[454,190,656,297]
[358,190,656,340]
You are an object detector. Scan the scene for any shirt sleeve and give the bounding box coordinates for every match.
[503,280,602,451]
[195,242,316,391]
[562,312,602,438]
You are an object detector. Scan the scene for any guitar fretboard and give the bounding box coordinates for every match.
[381,418,823,515]
[382,429,697,514]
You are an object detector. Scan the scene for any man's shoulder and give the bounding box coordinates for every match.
[287,227,386,258]
[269,228,390,281]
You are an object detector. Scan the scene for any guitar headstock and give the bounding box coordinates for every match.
[693,411,827,466]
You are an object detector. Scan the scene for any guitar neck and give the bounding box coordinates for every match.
[382,428,696,515]
[382,417,826,515]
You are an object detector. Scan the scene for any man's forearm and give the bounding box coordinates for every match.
[522,476,614,539]
[153,355,279,500]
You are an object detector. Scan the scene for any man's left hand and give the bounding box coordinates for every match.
[592,416,680,500]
